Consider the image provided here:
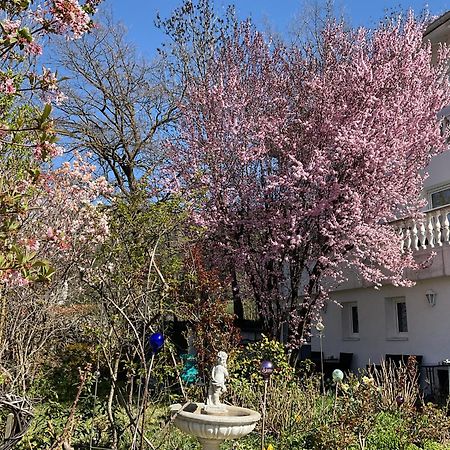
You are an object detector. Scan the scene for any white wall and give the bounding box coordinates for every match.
[312,276,450,369]
[423,151,450,192]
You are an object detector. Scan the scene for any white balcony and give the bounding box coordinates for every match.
[395,205,450,252]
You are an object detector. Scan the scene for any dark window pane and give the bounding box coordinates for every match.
[431,188,450,208]
[351,306,359,334]
[396,302,408,333]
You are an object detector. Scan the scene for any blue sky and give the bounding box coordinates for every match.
[107,0,449,58]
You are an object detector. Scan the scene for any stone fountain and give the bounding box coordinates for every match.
[170,351,261,450]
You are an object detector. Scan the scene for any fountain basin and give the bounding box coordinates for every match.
[170,402,260,448]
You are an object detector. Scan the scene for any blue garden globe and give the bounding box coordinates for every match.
[148,332,164,353]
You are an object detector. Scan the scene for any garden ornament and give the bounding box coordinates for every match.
[260,360,274,381]
[148,332,164,353]
[170,350,260,450]
[206,351,229,410]
[332,369,344,383]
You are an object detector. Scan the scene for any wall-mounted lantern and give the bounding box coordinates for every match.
[425,289,437,307]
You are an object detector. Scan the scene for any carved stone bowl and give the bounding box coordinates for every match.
[169,402,261,450]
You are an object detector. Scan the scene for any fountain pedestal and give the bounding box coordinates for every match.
[198,438,221,450]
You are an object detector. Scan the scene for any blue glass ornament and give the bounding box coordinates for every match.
[148,332,164,353]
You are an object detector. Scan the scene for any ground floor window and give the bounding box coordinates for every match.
[395,300,408,333]
[342,302,359,340]
[385,296,408,340]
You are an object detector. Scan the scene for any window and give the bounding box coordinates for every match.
[385,296,408,340]
[396,300,408,333]
[431,187,450,208]
[351,305,359,334]
[342,302,359,340]
[428,184,450,209]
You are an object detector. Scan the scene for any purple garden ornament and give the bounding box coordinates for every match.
[396,395,405,407]
[260,360,274,381]
[148,332,164,353]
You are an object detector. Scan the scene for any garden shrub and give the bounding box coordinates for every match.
[229,335,294,385]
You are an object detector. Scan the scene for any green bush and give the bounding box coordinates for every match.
[229,335,295,385]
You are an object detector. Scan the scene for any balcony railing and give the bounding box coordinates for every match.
[394,205,450,252]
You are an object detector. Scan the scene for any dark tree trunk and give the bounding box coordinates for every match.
[231,266,244,320]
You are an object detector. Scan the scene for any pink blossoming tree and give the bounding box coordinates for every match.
[169,15,450,343]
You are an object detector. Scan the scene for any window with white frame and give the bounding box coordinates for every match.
[342,302,359,340]
[385,296,408,340]
[428,184,450,209]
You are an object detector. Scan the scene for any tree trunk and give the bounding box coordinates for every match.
[231,267,244,320]
[107,355,120,450]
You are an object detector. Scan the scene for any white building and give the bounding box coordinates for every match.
[311,11,450,394]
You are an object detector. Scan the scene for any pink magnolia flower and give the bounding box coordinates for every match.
[25,41,43,56]
[50,0,91,39]
[0,78,16,94]
[1,19,20,39]
[34,141,63,160]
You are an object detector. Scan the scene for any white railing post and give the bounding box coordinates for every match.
[405,225,412,251]
[419,220,427,249]
[411,220,419,251]
[435,211,442,246]
[427,214,435,248]
[443,208,450,244]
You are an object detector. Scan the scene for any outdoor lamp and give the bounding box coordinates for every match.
[425,289,437,307]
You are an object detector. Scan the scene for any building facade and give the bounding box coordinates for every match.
[312,12,450,386]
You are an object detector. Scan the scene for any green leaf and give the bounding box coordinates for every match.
[31,259,49,268]
[7,220,20,231]
[40,103,52,123]
[18,27,32,43]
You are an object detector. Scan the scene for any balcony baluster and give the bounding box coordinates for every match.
[435,212,442,246]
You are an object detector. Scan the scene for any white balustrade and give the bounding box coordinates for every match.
[394,205,450,252]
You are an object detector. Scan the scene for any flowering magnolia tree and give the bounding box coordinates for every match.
[0,0,101,285]
[12,154,110,284]
[169,15,450,343]
[0,154,110,392]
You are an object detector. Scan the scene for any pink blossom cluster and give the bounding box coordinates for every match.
[38,67,67,104]
[5,271,30,288]
[0,78,16,94]
[168,16,450,343]
[25,41,43,55]
[36,155,111,250]
[1,19,21,39]
[1,18,42,55]
[49,0,91,39]
[0,1,101,288]
[33,140,63,160]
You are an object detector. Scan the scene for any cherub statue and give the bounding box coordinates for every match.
[206,351,228,409]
